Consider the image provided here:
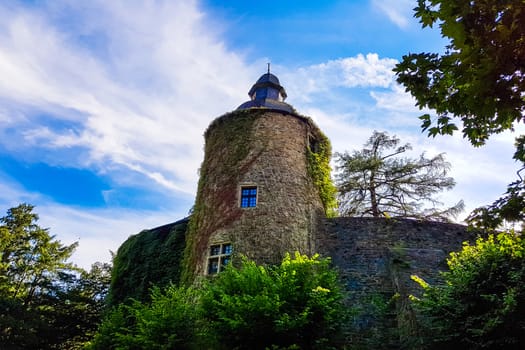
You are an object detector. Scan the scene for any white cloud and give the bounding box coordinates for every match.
[37,203,189,269]
[0,178,191,269]
[283,54,398,99]
[370,84,419,112]
[372,0,414,29]
[0,0,256,196]
[302,107,375,155]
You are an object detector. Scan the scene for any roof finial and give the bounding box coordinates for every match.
[267,62,271,74]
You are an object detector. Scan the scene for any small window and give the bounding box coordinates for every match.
[222,244,232,255]
[240,186,257,208]
[210,245,221,256]
[309,135,320,153]
[207,243,232,275]
[208,257,219,275]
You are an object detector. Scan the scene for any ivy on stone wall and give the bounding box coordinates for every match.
[181,110,263,284]
[108,219,188,305]
[305,121,338,217]
[182,110,338,283]
[204,109,263,169]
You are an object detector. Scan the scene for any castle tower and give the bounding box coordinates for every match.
[183,71,335,279]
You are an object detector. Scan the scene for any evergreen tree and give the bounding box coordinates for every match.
[0,204,77,305]
[335,131,463,220]
[0,204,109,349]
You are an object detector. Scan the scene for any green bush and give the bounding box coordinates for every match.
[89,253,346,350]
[86,285,199,350]
[412,231,525,349]
[201,252,346,350]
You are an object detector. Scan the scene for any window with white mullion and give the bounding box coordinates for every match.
[207,243,232,275]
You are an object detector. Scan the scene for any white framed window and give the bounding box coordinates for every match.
[207,243,232,275]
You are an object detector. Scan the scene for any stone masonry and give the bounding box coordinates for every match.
[316,217,475,299]
[187,109,326,277]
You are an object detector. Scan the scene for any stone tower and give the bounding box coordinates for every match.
[183,71,335,279]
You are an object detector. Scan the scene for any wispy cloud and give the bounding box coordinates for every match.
[0,0,256,267]
[38,203,190,269]
[371,0,414,29]
[0,172,192,269]
[284,54,397,97]
[0,0,254,195]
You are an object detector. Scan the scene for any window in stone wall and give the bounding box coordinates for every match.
[207,243,232,275]
[309,134,320,153]
[240,186,257,208]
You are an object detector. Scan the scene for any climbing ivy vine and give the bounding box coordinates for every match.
[306,121,338,217]
[181,110,262,284]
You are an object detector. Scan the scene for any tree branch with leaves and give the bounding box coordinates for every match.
[394,0,525,230]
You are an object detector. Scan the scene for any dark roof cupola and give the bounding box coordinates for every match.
[237,70,295,114]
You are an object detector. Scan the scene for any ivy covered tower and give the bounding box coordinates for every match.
[183,71,336,280]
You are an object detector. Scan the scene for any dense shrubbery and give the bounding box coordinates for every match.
[412,231,525,349]
[86,286,199,350]
[88,253,347,350]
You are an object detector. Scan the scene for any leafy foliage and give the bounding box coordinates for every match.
[467,137,525,231]
[108,218,188,306]
[201,253,345,350]
[86,285,199,350]
[412,232,525,349]
[55,261,112,349]
[335,131,463,220]
[394,0,525,146]
[0,204,111,349]
[90,253,346,350]
[394,0,525,229]
[467,180,525,231]
[306,126,338,217]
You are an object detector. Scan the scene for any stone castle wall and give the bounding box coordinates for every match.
[185,109,325,277]
[112,214,478,346]
[316,216,478,344]
[317,217,475,300]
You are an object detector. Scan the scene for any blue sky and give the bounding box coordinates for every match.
[0,0,519,268]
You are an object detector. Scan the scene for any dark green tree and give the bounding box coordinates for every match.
[466,179,525,231]
[51,262,112,349]
[0,203,80,348]
[394,0,525,229]
[0,204,110,349]
[412,231,525,349]
[0,203,77,304]
[394,0,525,145]
[335,131,463,220]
